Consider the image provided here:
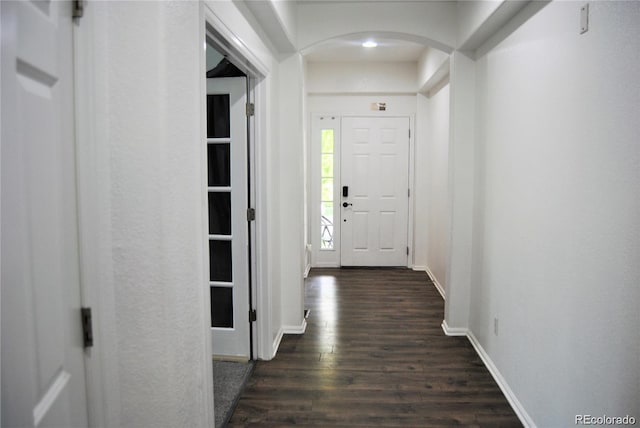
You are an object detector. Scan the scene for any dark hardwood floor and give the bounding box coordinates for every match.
[229,268,522,427]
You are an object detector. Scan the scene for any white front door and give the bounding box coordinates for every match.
[206,77,250,359]
[341,117,410,266]
[1,1,89,426]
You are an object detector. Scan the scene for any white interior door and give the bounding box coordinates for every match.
[1,1,89,426]
[341,117,410,266]
[206,77,250,359]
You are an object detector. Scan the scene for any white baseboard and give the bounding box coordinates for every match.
[467,331,536,428]
[283,318,307,335]
[441,321,535,428]
[271,320,307,359]
[441,320,468,336]
[271,328,284,360]
[304,263,311,278]
[313,262,340,268]
[425,266,446,300]
[412,265,426,271]
[304,245,312,278]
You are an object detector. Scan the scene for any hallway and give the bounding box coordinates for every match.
[229,268,521,426]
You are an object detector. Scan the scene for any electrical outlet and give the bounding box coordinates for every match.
[494,317,499,336]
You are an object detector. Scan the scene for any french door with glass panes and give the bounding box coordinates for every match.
[206,77,250,359]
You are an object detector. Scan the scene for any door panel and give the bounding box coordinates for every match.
[341,117,410,266]
[1,1,89,426]
[206,77,250,359]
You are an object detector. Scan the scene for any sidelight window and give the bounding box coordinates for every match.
[320,129,335,250]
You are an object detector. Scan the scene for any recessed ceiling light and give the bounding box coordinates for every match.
[362,41,378,48]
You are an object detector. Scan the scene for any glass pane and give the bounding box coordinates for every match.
[211,286,233,328]
[321,154,333,177]
[207,144,230,187]
[321,129,334,153]
[321,202,334,250]
[321,178,333,201]
[208,192,231,235]
[321,201,334,222]
[207,94,230,138]
[321,202,334,249]
[321,225,334,249]
[209,240,232,282]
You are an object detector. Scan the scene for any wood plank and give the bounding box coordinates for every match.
[229,268,521,427]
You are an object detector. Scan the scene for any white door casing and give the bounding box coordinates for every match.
[206,77,250,359]
[1,1,89,426]
[341,117,410,266]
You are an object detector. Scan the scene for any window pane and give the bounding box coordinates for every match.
[321,211,334,250]
[208,192,231,235]
[321,178,333,201]
[207,94,230,138]
[321,129,334,153]
[209,240,232,282]
[321,201,334,222]
[207,144,230,187]
[211,286,233,328]
[321,154,333,177]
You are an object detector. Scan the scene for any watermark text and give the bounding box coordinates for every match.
[576,415,636,425]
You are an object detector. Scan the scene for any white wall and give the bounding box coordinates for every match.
[419,83,450,297]
[74,0,306,425]
[471,2,640,425]
[443,51,475,332]
[270,0,298,45]
[78,2,214,426]
[278,53,306,333]
[307,62,418,94]
[456,0,504,46]
[308,94,417,116]
[417,47,449,91]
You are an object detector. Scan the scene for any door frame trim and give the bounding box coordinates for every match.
[203,2,273,361]
[73,5,122,426]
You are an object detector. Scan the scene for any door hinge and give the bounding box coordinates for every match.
[406,247,409,255]
[249,309,257,322]
[73,0,85,19]
[247,208,256,221]
[81,307,93,348]
[246,102,255,117]
[408,188,410,197]
[408,129,411,139]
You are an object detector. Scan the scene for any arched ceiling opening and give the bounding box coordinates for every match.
[302,31,448,63]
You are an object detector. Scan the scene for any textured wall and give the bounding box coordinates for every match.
[91,2,214,426]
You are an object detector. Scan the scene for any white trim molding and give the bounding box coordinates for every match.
[425,266,446,300]
[467,332,536,428]
[271,328,284,360]
[441,320,468,336]
[270,318,308,360]
[440,321,536,428]
[283,319,308,335]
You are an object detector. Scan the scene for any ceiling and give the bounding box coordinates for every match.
[303,35,427,63]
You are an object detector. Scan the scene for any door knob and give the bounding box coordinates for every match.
[342,202,352,207]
